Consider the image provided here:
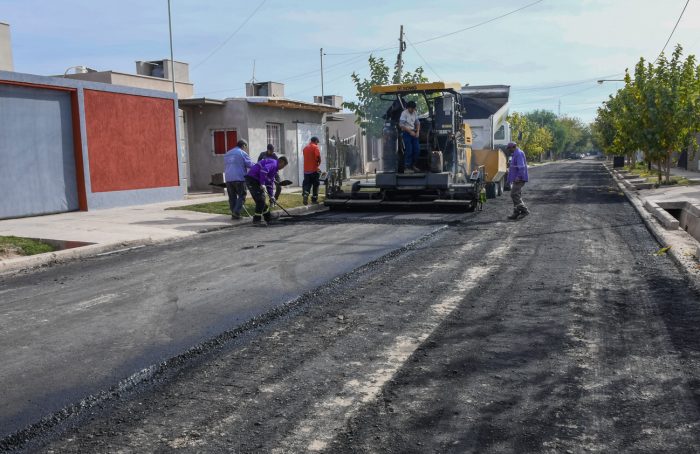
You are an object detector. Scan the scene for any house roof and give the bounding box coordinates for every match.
[178,97,226,107]
[244,96,340,113]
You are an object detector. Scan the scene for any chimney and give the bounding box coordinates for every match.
[0,22,14,71]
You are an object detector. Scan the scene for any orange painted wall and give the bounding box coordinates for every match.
[84,90,179,192]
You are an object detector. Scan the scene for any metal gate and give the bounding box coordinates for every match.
[0,84,79,219]
[296,123,326,186]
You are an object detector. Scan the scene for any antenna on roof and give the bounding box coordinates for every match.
[250,59,257,83]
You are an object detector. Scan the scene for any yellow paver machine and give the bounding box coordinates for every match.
[324,82,485,211]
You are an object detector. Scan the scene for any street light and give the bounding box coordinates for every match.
[597,79,625,84]
[167,0,176,94]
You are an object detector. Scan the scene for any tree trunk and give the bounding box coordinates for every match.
[657,158,663,184]
[665,152,672,184]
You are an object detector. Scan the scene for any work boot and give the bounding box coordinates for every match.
[311,197,318,204]
[412,166,421,173]
[519,208,530,218]
[303,194,308,205]
[231,213,241,220]
[507,210,519,220]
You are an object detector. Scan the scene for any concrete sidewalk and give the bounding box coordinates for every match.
[0,189,321,275]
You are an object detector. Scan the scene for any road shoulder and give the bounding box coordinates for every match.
[604,163,700,292]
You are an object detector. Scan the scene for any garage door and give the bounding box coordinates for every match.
[0,84,79,219]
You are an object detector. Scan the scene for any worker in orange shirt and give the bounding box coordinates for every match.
[302,136,322,205]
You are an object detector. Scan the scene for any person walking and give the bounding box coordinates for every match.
[400,100,421,173]
[245,156,289,225]
[302,137,322,205]
[223,139,253,220]
[506,142,530,220]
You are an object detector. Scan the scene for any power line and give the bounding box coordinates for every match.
[412,0,544,45]
[511,73,624,91]
[654,0,690,62]
[406,38,442,80]
[323,0,544,56]
[192,0,267,70]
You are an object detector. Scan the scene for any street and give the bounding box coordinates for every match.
[3,161,700,453]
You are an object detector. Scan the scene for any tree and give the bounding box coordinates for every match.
[597,45,700,183]
[343,55,428,138]
[507,112,553,160]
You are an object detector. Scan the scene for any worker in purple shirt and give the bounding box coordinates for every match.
[245,156,288,225]
[506,142,530,220]
[223,139,253,220]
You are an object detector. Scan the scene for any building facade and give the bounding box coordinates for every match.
[180,86,339,191]
[0,71,184,219]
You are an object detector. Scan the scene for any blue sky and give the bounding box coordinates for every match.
[2,0,699,122]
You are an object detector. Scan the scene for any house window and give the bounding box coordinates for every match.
[212,129,238,155]
[266,123,283,153]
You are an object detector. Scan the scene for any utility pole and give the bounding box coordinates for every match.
[320,48,325,104]
[167,0,176,95]
[394,25,405,83]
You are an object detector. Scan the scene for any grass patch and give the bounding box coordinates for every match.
[0,236,56,257]
[168,193,324,217]
[624,164,698,186]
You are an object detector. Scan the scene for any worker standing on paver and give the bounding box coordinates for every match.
[302,137,322,205]
[223,139,253,220]
[400,100,421,173]
[506,141,529,220]
[245,156,289,225]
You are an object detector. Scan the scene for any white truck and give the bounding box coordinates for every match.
[459,84,512,197]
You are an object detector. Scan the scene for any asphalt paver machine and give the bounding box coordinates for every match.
[324,82,484,211]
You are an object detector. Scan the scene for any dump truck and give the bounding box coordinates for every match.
[324,82,484,211]
[460,85,510,198]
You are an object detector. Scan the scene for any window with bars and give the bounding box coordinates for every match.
[212,129,238,155]
[266,123,283,154]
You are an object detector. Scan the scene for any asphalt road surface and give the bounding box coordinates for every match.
[3,161,700,453]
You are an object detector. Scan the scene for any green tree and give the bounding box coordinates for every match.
[508,112,553,160]
[343,55,428,138]
[596,45,700,184]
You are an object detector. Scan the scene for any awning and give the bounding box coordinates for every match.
[178,97,226,107]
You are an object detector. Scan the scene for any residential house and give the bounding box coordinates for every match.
[179,82,340,191]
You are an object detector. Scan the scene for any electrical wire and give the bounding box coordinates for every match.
[654,0,690,63]
[412,0,544,45]
[323,0,544,55]
[192,0,267,70]
[512,73,624,91]
[406,38,443,81]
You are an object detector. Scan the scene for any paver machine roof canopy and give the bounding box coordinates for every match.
[324,81,484,211]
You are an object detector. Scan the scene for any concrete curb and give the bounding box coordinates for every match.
[0,203,327,276]
[603,163,700,293]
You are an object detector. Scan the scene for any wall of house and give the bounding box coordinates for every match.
[184,100,249,191]
[83,89,180,192]
[245,104,325,186]
[66,71,193,99]
[0,70,185,218]
[184,100,327,189]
